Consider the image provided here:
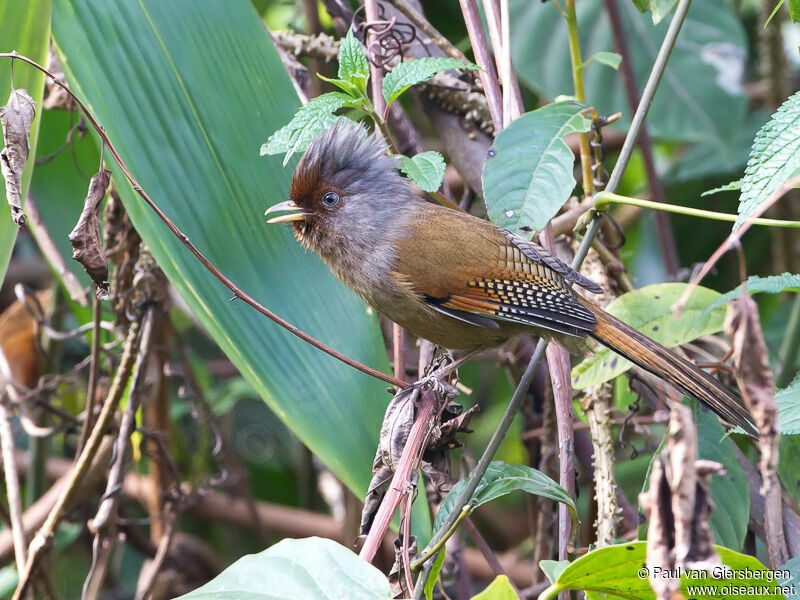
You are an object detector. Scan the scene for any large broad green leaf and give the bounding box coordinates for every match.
[482,101,591,236]
[694,406,749,550]
[776,379,800,435]
[175,537,392,600]
[509,0,748,146]
[433,461,575,531]
[0,0,51,282]
[632,0,678,24]
[735,91,800,230]
[538,542,786,600]
[51,0,392,500]
[571,283,725,389]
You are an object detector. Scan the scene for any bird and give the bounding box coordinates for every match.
[265,121,756,436]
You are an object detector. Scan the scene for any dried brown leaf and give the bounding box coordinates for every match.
[69,169,111,295]
[0,89,36,227]
[724,293,787,566]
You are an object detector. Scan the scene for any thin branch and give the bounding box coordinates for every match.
[364,0,387,117]
[24,193,89,307]
[676,173,800,313]
[0,396,26,575]
[77,293,102,454]
[604,0,679,277]
[389,0,470,62]
[458,0,503,129]
[13,320,141,600]
[0,51,405,390]
[134,503,177,600]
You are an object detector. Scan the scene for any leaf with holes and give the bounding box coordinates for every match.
[383,57,479,106]
[176,537,392,600]
[482,101,590,237]
[571,283,725,389]
[399,151,445,193]
[434,461,575,531]
[260,92,359,165]
[337,27,369,90]
[735,91,800,230]
[538,542,784,599]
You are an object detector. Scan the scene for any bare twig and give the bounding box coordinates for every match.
[0,51,405,390]
[364,0,387,117]
[13,320,141,600]
[458,0,503,128]
[24,193,89,306]
[462,517,519,594]
[0,398,26,575]
[389,0,469,62]
[77,293,102,454]
[134,503,177,600]
[603,0,679,277]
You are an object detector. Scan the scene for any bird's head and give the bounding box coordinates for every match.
[265,120,413,255]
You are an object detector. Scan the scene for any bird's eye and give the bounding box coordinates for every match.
[321,191,340,208]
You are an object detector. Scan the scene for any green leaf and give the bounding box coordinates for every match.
[735,91,800,230]
[778,434,800,506]
[791,0,800,22]
[632,0,679,24]
[469,575,518,600]
[382,57,479,106]
[778,554,800,599]
[702,179,744,197]
[591,51,622,69]
[399,151,445,193]
[776,380,800,434]
[482,101,591,237]
[338,27,369,87]
[694,406,749,550]
[571,283,725,389]
[434,461,575,531]
[540,560,570,584]
[510,0,748,146]
[539,542,786,599]
[175,537,392,600]
[701,273,800,316]
[0,0,51,283]
[261,92,360,165]
[52,0,393,505]
[424,549,446,600]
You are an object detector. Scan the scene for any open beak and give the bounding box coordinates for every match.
[265,200,306,224]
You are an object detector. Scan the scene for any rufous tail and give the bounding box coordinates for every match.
[581,299,756,436]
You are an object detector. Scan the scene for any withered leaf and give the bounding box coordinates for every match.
[69,169,111,295]
[0,89,36,227]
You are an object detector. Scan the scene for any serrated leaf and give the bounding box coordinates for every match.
[338,27,369,86]
[701,273,800,316]
[735,91,800,230]
[382,57,479,106]
[482,101,590,237]
[469,575,517,600]
[776,379,800,435]
[424,549,446,600]
[175,537,392,600]
[592,51,622,69]
[571,283,725,389]
[701,179,743,197]
[791,0,800,22]
[260,92,358,165]
[539,542,785,599]
[694,407,749,550]
[434,461,575,531]
[399,151,445,193]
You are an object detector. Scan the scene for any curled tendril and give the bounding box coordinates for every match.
[352,4,419,68]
